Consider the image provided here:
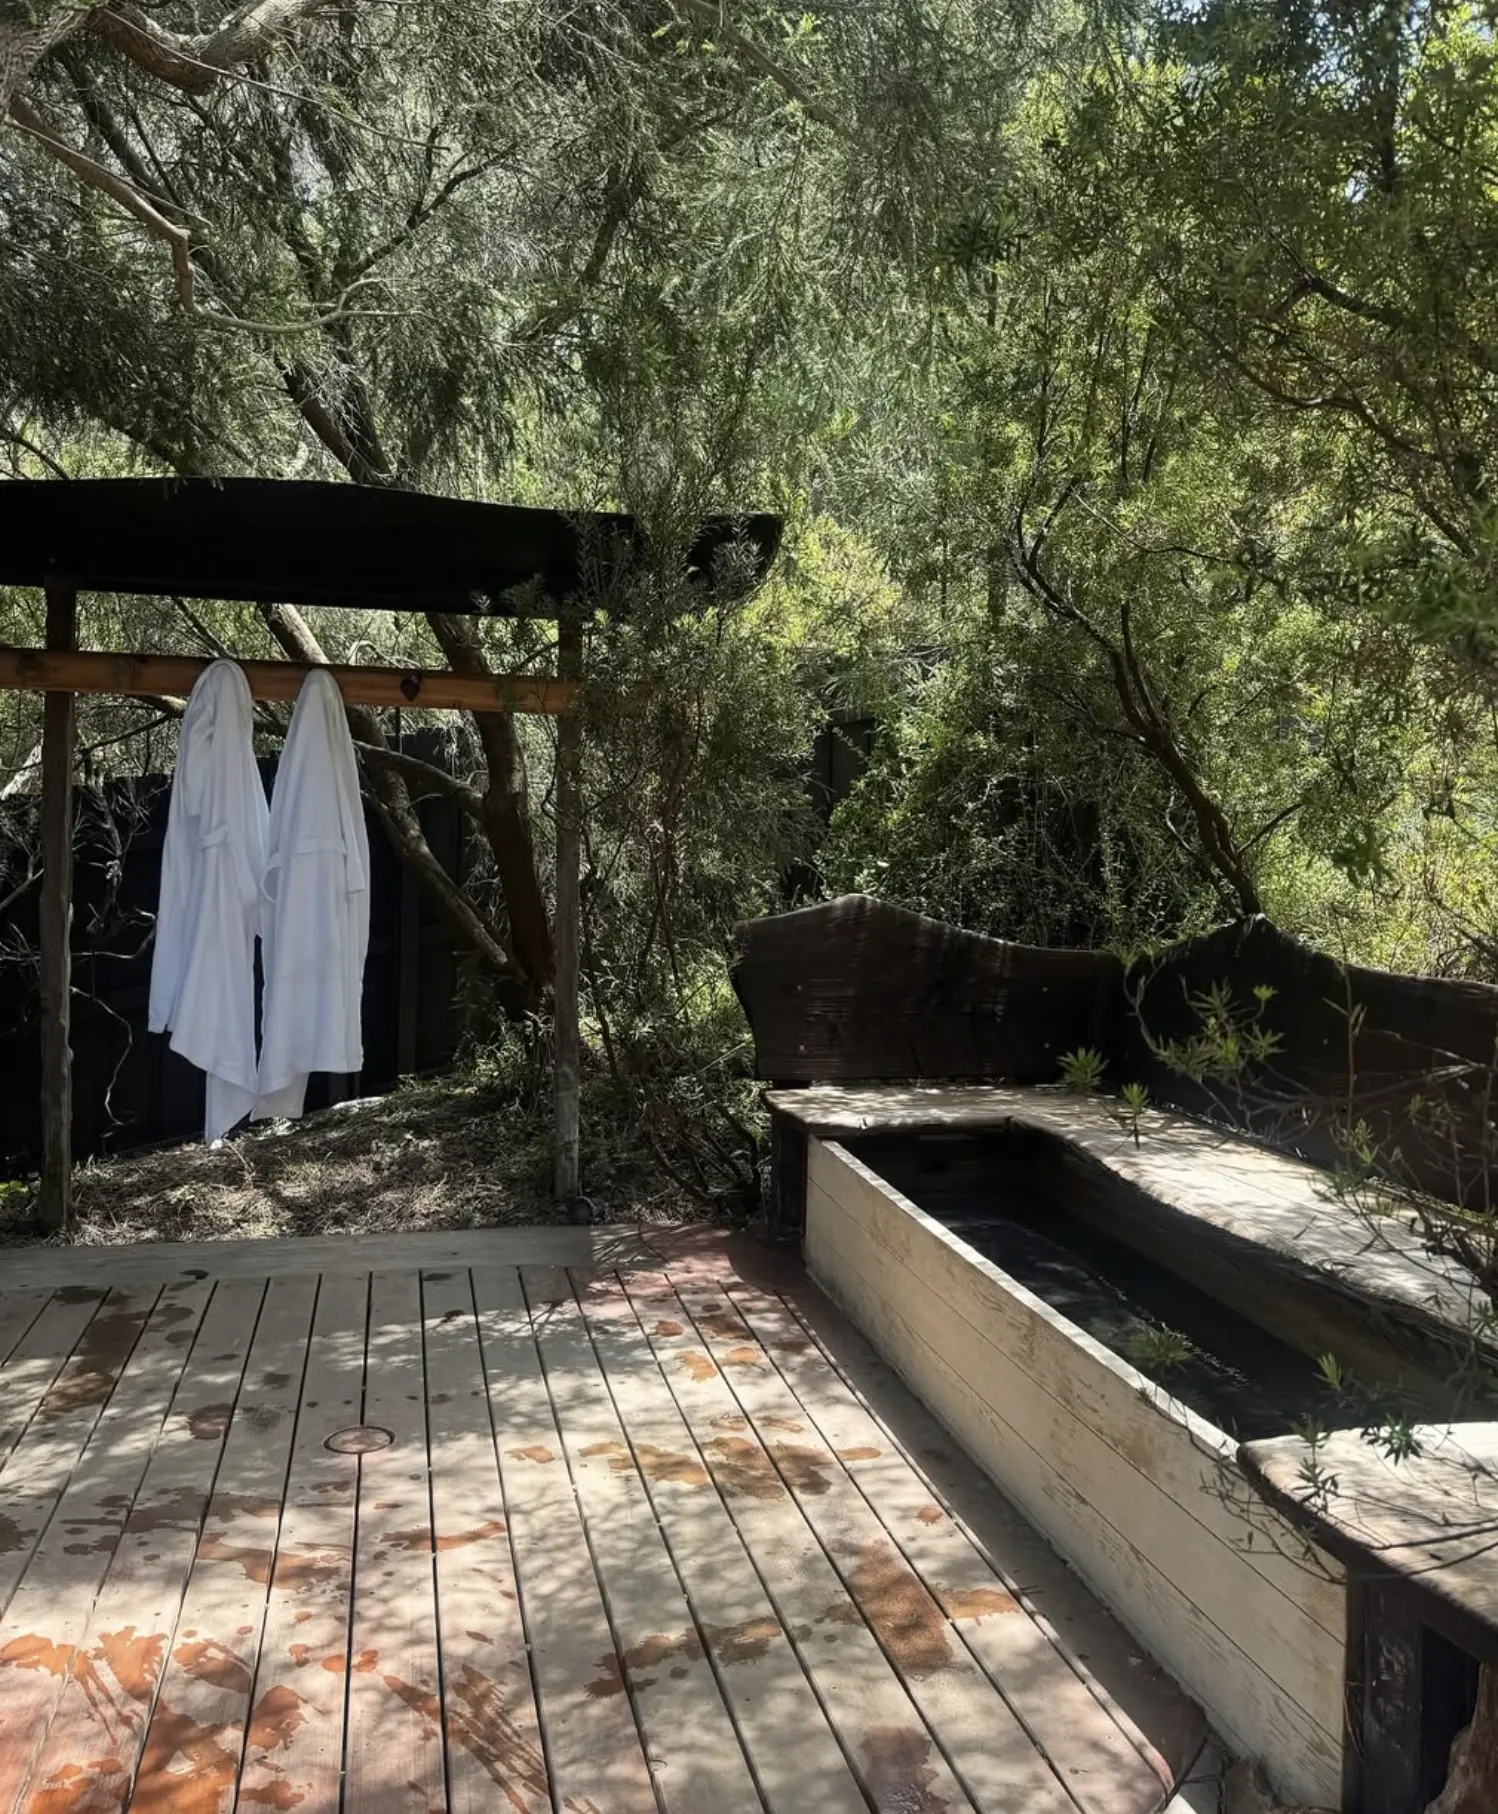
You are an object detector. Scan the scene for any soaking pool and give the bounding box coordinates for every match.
[849,1131,1350,1441]
[803,1122,1355,1806]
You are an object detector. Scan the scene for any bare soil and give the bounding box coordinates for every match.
[0,1077,700,1248]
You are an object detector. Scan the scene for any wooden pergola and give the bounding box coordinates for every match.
[0,478,780,1231]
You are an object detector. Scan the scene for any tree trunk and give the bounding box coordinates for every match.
[427,611,553,1005]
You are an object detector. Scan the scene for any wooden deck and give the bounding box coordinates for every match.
[0,1226,1208,1814]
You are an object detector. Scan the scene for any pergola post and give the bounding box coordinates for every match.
[38,580,77,1233]
[552,606,583,1202]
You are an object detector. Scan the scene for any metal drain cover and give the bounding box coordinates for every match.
[325,1425,394,1454]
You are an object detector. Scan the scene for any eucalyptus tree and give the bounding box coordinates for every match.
[827,12,1498,968]
[0,0,1050,1020]
[1101,1,1498,658]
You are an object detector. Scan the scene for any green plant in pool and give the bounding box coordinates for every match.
[1122,1320,1196,1375]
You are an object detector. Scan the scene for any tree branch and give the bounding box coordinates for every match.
[352,739,487,817]
[65,56,183,215]
[671,0,856,139]
[9,93,197,309]
[283,360,393,484]
[0,418,70,479]
[90,0,341,95]
[10,95,390,335]
[1010,512,1264,917]
[426,610,553,999]
[343,151,510,285]
[0,3,98,113]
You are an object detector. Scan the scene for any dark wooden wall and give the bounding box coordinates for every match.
[732,895,1498,1209]
[0,755,465,1176]
[731,894,1122,1085]
[1120,918,1498,1208]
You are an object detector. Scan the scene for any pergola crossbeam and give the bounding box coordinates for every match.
[0,649,576,715]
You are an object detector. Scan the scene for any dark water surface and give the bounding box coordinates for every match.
[851,1139,1338,1441]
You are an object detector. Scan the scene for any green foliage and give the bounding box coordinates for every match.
[1292,1418,1340,1512]
[1058,1045,1107,1092]
[1113,1080,1149,1146]
[1142,980,1284,1089]
[822,629,1220,948]
[7,0,1498,1251]
[1122,1319,1196,1375]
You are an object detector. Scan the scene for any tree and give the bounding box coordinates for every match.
[0,0,1060,1025]
[0,7,800,1007]
[817,28,1498,975]
[1106,4,1498,657]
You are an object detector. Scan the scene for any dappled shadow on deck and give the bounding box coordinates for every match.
[0,1226,1206,1813]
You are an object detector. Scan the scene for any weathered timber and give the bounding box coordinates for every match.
[1121,916,1498,1212]
[766,1110,809,1242]
[803,1136,1347,1808]
[552,609,582,1201]
[0,477,781,616]
[0,646,576,713]
[733,898,1498,1214]
[1239,1425,1498,1661]
[731,894,1121,1085]
[765,1084,1491,1397]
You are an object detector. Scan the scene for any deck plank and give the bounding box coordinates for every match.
[0,1293,52,1370]
[616,1268,979,1814]
[575,1272,869,1814]
[0,1281,211,1812]
[236,1271,369,1814]
[17,1279,265,1814]
[470,1265,656,1814]
[421,1269,550,1814]
[0,1228,656,1292]
[0,1235,1218,1814]
[0,1286,164,1619]
[725,1277,1172,1814]
[344,1271,446,1814]
[674,1276,1074,1814]
[0,1288,123,1555]
[521,1265,762,1814]
[127,1273,319,1814]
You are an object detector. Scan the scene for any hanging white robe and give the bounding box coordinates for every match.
[148,660,268,1143]
[254,668,370,1122]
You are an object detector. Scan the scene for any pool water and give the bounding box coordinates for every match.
[849,1137,1341,1441]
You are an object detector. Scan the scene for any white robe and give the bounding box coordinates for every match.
[254,668,370,1122]
[148,660,268,1142]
